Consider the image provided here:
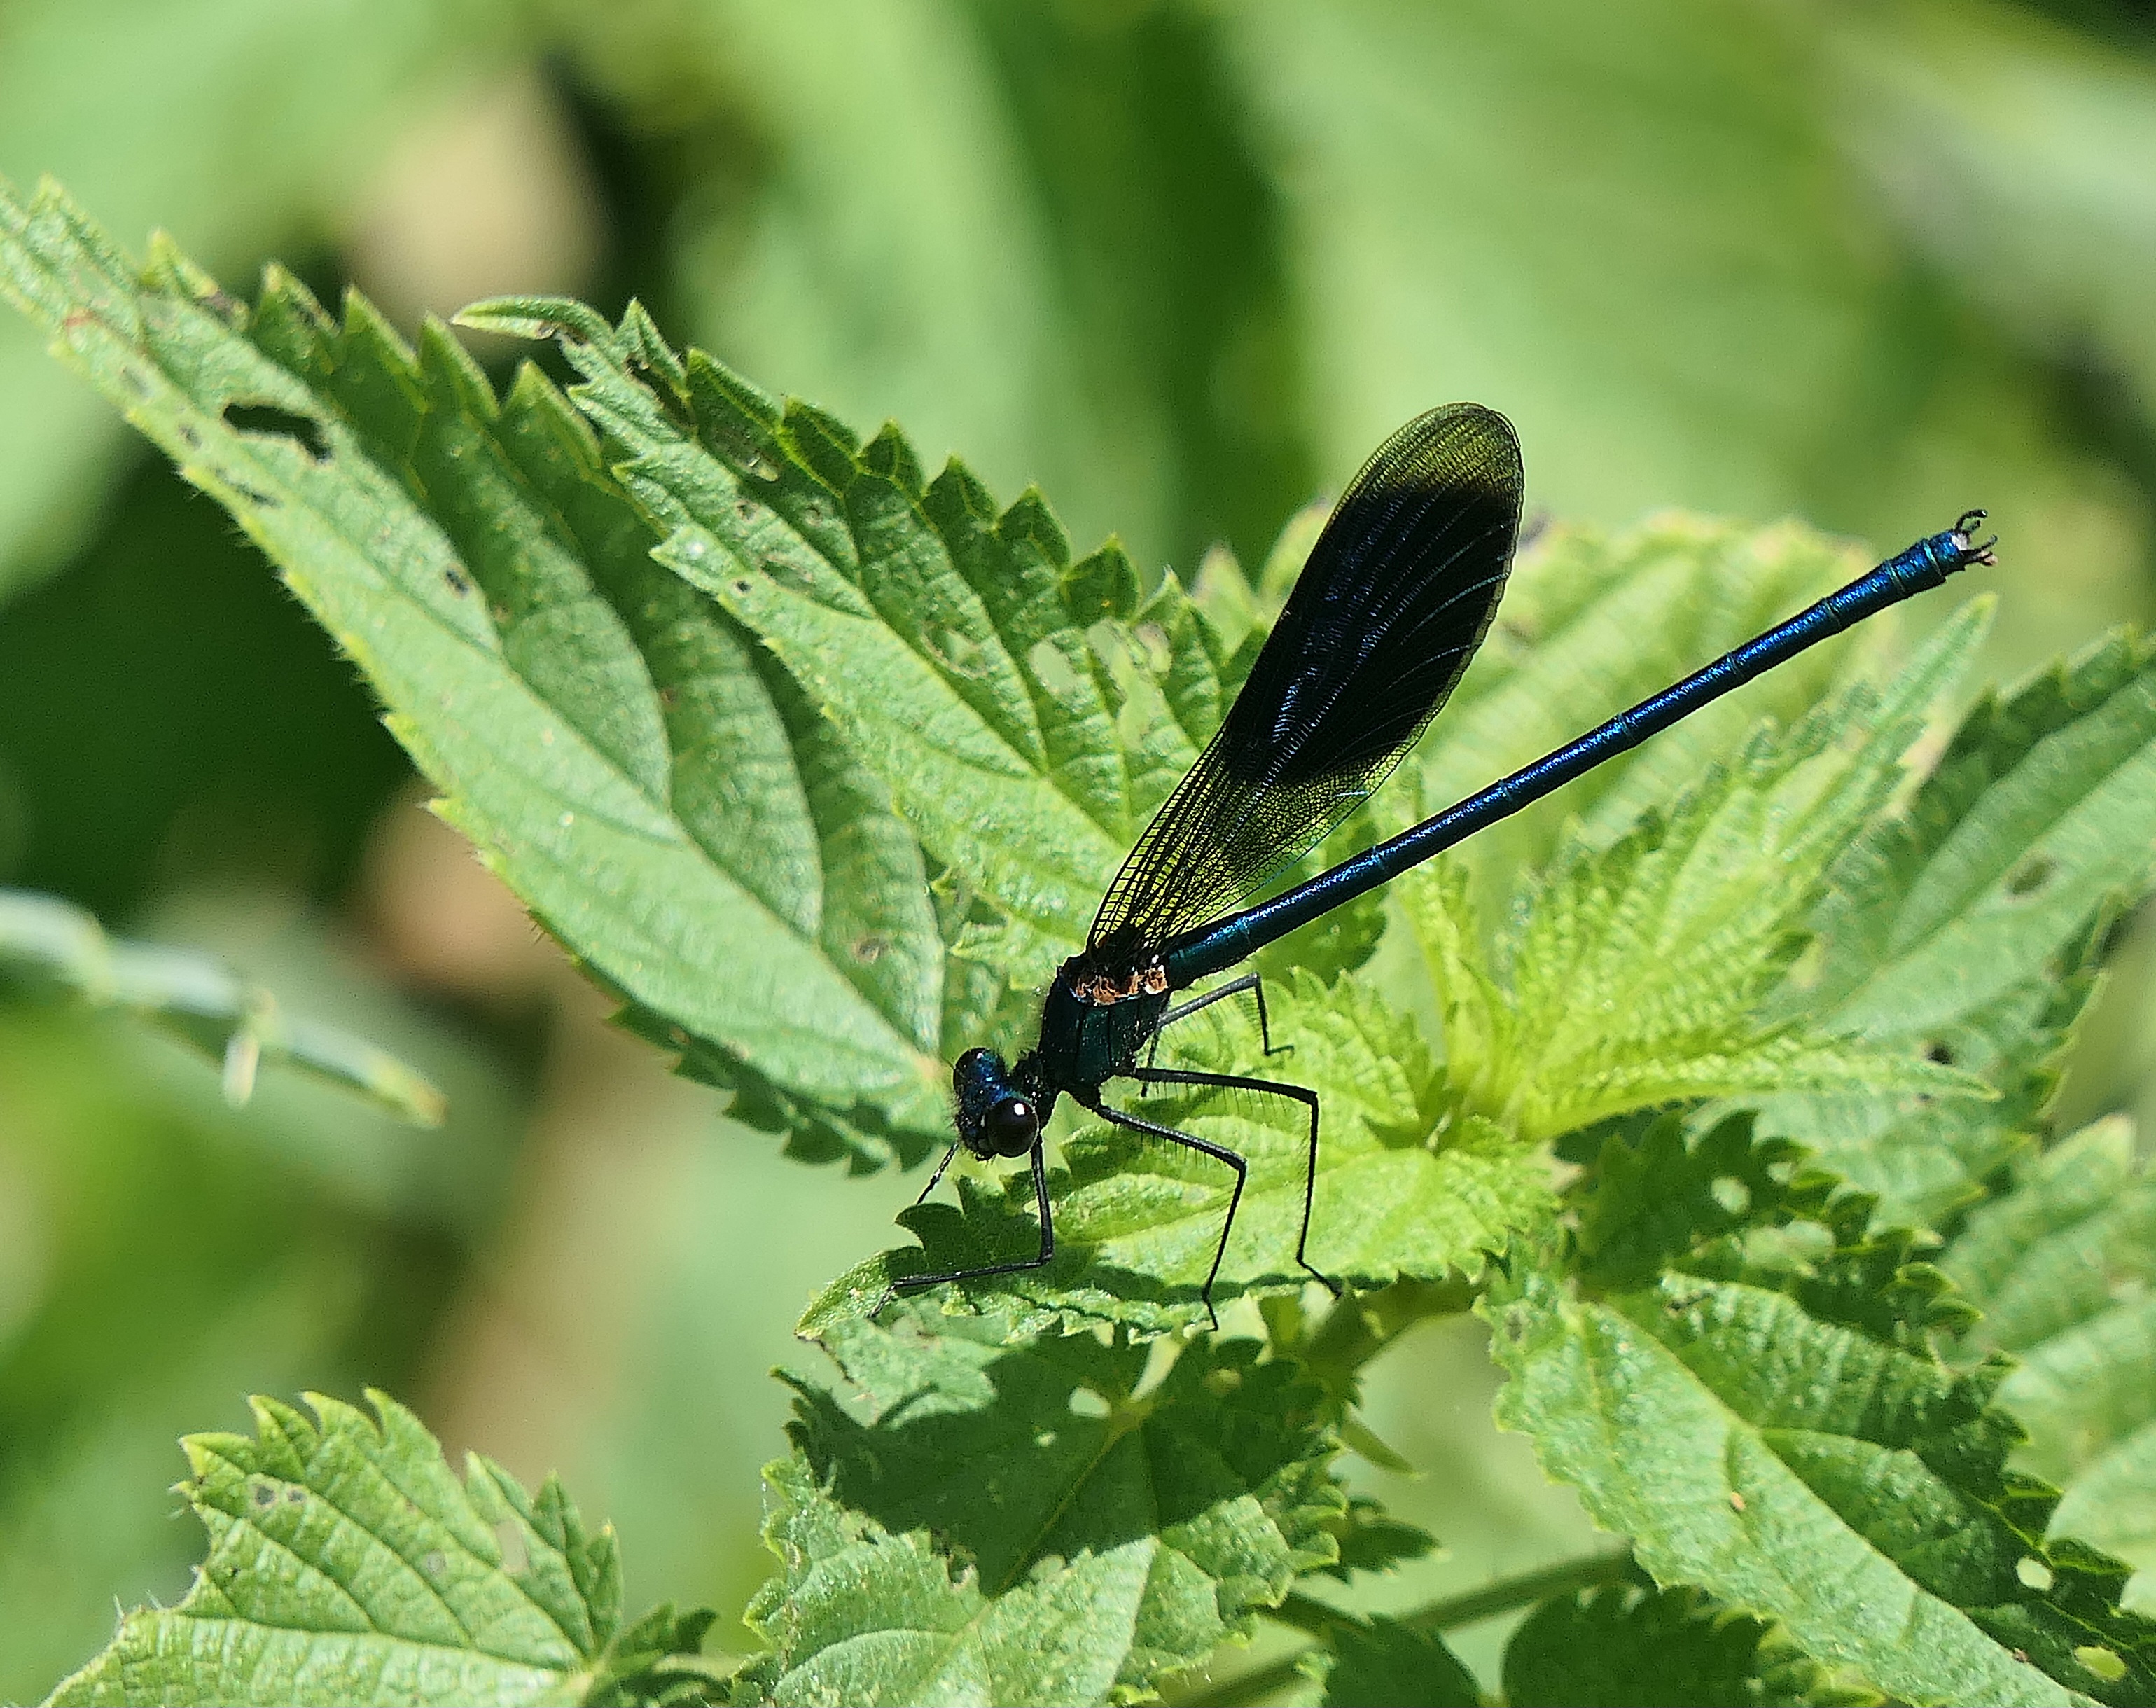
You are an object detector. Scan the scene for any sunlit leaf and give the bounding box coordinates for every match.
[737,1314,1340,1705]
[1405,602,1991,1143]
[45,1391,714,1708]
[0,177,954,1167]
[1947,1117,2156,1597]
[1489,1115,2156,1707]
[805,971,1550,1337]
[1758,627,2156,1224]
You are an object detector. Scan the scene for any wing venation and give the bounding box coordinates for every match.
[1089,403,1524,954]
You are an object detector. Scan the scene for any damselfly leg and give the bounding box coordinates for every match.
[1078,1087,1247,1331]
[876,1141,1055,1316]
[1131,1064,1337,1299]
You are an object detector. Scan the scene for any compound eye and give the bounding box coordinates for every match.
[984,1096,1038,1154]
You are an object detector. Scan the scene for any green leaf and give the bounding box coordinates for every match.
[1486,1157,2156,1708]
[1500,1583,1847,1708]
[1404,602,1991,1144]
[0,178,954,1165]
[0,887,445,1125]
[462,293,1246,986]
[44,1390,714,1708]
[805,971,1551,1336]
[1758,628,2156,1226]
[1312,1497,1436,1582]
[737,1313,1341,1705]
[1945,1117,2156,1592]
[1302,1613,1480,1708]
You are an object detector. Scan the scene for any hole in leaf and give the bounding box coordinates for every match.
[2017,1556,2054,1591]
[854,936,887,963]
[1924,1040,1956,1065]
[221,401,330,462]
[494,1518,529,1575]
[734,499,758,522]
[2007,855,2057,897]
[2075,1646,2127,1683]
[1027,637,1082,699]
[1782,936,1825,992]
[924,625,988,679]
[709,422,781,482]
[731,578,753,595]
[1709,1176,1750,1217]
[1066,1387,1111,1419]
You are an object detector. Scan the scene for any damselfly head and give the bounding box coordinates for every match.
[952,1047,1042,1159]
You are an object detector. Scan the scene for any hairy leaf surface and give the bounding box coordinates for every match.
[0,178,957,1165]
[1758,630,2156,1224]
[1489,1119,2156,1707]
[806,971,1550,1336]
[1405,604,1989,1142]
[737,1314,1340,1704]
[1947,1118,2156,1597]
[462,294,1240,986]
[44,1391,712,1708]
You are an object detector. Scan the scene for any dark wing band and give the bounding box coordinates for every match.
[1090,403,1523,954]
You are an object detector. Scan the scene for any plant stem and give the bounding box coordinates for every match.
[1288,1275,1476,1412]
[1168,1548,1636,1707]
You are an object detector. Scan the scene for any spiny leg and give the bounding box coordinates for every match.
[1083,1087,1246,1331]
[1129,1065,1339,1299]
[875,1141,1053,1317]
[914,1141,961,1205]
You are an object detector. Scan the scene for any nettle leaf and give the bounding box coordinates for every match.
[1300,1613,1480,1708]
[805,971,1551,1337]
[1312,1498,1438,1583]
[1404,604,1990,1144]
[44,1391,714,1708]
[1487,1119,2156,1708]
[735,1313,1340,1705]
[1757,629,2156,1226]
[0,178,955,1167]
[461,293,1242,989]
[1946,1117,2156,1592]
[1500,1582,1849,1708]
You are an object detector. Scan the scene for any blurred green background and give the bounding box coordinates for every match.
[4,0,2156,1696]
